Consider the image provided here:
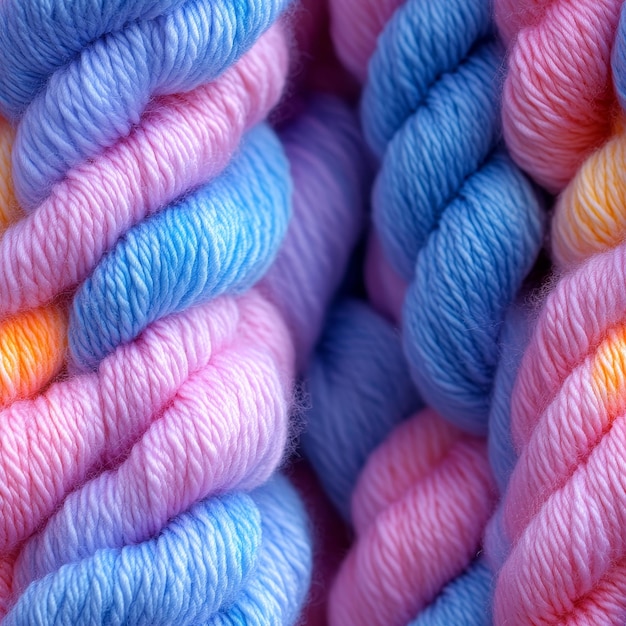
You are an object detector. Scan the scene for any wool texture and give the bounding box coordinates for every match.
[301,300,421,521]
[69,123,292,371]
[495,0,621,193]
[334,0,544,435]
[489,2,626,622]
[3,476,312,626]
[0,0,293,209]
[0,25,289,316]
[0,88,368,623]
[328,408,496,626]
[0,118,66,406]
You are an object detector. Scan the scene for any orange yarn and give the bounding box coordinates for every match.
[0,117,66,406]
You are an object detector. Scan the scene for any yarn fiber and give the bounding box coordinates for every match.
[490,1,626,622]
[0,0,292,210]
[0,117,66,406]
[69,123,291,370]
[3,476,312,626]
[335,0,544,434]
[0,25,289,316]
[496,0,621,193]
[328,408,495,626]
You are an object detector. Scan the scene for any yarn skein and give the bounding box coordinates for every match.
[489,4,626,622]
[0,0,293,209]
[328,408,495,626]
[300,300,495,625]
[68,123,291,371]
[3,476,312,626]
[0,95,367,620]
[0,24,289,316]
[495,0,622,193]
[0,117,66,407]
[333,0,544,434]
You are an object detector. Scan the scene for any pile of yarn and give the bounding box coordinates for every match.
[2,0,626,624]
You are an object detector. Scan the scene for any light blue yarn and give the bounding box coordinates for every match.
[402,150,543,435]
[300,300,422,520]
[361,0,493,159]
[363,0,544,434]
[68,123,291,372]
[0,0,293,208]
[409,560,493,626]
[4,475,311,626]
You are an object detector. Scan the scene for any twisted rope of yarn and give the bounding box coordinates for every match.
[0,24,289,316]
[334,0,544,434]
[3,476,312,626]
[489,2,626,622]
[495,0,622,193]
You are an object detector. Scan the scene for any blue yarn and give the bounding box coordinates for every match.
[612,3,626,111]
[363,0,544,434]
[68,123,290,372]
[0,0,292,208]
[300,300,422,520]
[4,475,311,626]
[402,150,543,434]
[488,298,536,493]
[409,560,493,626]
[361,0,493,159]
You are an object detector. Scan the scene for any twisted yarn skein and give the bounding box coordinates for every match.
[3,476,312,626]
[0,22,289,316]
[489,2,626,622]
[496,0,622,193]
[300,301,495,625]
[0,117,66,407]
[0,92,368,623]
[332,0,544,435]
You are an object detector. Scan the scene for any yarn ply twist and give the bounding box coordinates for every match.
[332,0,544,434]
[301,301,495,625]
[0,118,66,406]
[0,0,292,209]
[496,0,622,193]
[0,21,289,316]
[3,476,312,626]
[0,95,367,622]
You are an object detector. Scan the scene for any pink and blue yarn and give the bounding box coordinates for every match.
[0,89,368,623]
[0,1,373,623]
[68,123,291,371]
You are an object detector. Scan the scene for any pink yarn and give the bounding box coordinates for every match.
[328,0,402,81]
[0,26,288,316]
[328,409,496,626]
[496,0,620,192]
[493,243,626,624]
[0,290,294,602]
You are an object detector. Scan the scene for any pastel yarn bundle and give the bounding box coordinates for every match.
[0,90,368,624]
[486,1,626,622]
[335,0,544,435]
[298,0,543,622]
[0,117,66,407]
[0,2,367,623]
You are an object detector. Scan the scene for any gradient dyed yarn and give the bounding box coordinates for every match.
[489,1,626,622]
[0,23,289,315]
[0,118,66,407]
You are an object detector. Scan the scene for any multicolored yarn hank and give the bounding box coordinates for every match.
[489,1,626,623]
